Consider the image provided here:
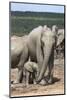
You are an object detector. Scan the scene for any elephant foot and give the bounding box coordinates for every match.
[13,80,19,84]
[36,75,53,85]
[39,79,47,86]
[47,78,53,84]
[35,76,42,84]
[38,77,53,86]
[13,79,23,84]
[34,81,37,85]
[44,75,53,84]
[25,83,29,87]
[45,77,53,84]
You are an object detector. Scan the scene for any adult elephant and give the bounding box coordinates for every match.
[11,35,28,83]
[12,25,64,85]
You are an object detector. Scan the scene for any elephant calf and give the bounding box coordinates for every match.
[24,61,39,85]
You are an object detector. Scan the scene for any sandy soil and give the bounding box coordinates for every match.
[10,58,65,97]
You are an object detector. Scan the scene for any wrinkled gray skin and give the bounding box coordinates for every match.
[23,61,39,85]
[11,25,64,85]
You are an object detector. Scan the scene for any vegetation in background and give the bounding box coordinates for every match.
[10,11,64,36]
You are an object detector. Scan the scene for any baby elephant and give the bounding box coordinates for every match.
[24,61,39,85]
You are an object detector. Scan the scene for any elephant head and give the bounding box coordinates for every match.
[56,29,64,47]
[36,25,64,83]
[52,25,64,47]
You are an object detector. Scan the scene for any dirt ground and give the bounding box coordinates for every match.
[10,58,65,97]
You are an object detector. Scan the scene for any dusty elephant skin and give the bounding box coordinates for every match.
[11,25,64,85]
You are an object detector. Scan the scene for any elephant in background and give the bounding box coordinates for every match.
[23,61,39,85]
[55,29,64,58]
[57,29,64,46]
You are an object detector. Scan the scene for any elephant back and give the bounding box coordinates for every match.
[11,35,28,55]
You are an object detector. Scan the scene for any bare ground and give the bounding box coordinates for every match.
[10,58,64,97]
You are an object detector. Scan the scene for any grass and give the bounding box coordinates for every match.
[10,11,64,36]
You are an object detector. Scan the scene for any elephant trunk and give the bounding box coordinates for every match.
[37,44,53,82]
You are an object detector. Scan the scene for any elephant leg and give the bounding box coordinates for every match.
[17,68,23,83]
[40,47,54,85]
[32,72,37,84]
[25,71,30,86]
[17,49,29,83]
[47,51,54,84]
[15,61,26,83]
[18,60,29,83]
[13,67,23,84]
